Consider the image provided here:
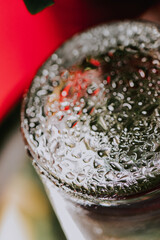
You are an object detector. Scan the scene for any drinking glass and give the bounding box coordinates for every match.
[21,20,160,240]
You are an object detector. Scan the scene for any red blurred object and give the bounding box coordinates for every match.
[0,0,155,122]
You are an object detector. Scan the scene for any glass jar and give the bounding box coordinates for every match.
[21,20,160,240]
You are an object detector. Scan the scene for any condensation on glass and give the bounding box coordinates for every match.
[21,21,160,240]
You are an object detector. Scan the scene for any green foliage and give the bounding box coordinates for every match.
[23,0,54,14]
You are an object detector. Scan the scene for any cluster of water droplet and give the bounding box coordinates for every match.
[22,22,160,200]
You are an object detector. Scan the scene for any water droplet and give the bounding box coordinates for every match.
[66,172,75,180]
[67,116,78,128]
[71,149,82,158]
[105,171,115,181]
[110,162,122,171]
[65,139,76,148]
[77,174,86,183]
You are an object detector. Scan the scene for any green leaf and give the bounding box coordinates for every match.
[23,0,54,14]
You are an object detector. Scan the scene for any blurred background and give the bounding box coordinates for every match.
[0,1,160,239]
